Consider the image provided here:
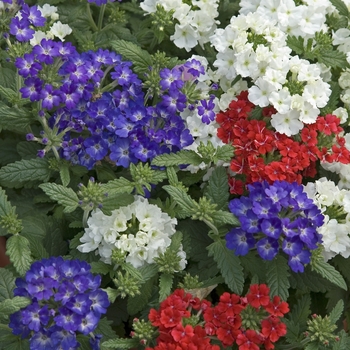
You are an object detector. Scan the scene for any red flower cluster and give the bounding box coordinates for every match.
[216,91,350,194]
[145,285,289,350]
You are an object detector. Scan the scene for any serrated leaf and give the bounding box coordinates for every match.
[166,167,179,186]
[0,296,30,315]
[101,338,140,350]
[207,240,244,294]
[152,150,203,167]
[287,35,305,55]
[0,139,21,166]
[6,235,32,276]
[205,166,229,210]
[330,0,349,16]
[111,40,152,75]
[91,261,111,275]
[0,331,30,350]
[28,237,49,260]
[121,263,143,281]
[138,263,159,282]
[39,183,79,213]
[211,210,239,226]
[305,342,320,350]
[16,142,41,160]
[59,163,70,187]
[312,258,347,290]
[162,185,196,215]
[0,269,15,302]
[333,330,350,350]
[127,276,155,315]
[265,256,290,300]
[159,273,173,301]
[317,49,348,68]
[0,158,50,187]
[333,255,350,283]
[102,178,134,195]
[100,192,134,216]
[94,317,116,341]
[103,287,119,304]
[329,300,344,324]
[0,187,14,217]
[214,145,234,162]
[0,102,35,132]
[21,214,49,240]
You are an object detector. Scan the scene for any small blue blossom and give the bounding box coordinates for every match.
[226,180,324,273]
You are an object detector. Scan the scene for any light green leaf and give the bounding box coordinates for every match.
[6,235,32,276]
[0,269,15,302]
[59,163,70,187]
[103,287,120,304]
[0,297,30,315]
[162,185,196,215]
[207,240,244,294]
[127,276,155,315]
[265,255,290,300]
[211,210,239,226]
[159,273,173,301]
[0,158,50,187]
[312,258,347,290]
[101,338,140,350]
[166,167,179,186]
[333,330,350,350]
[39,183,79,213]
[102,178,134,195]
[110,40,153,75]
[152,150,203,167]
[121,263,143,281]
[205,166,229,210]
[329,300,344,324]
[0,187,14,217]
[287,35,305,55]
[330,0,349,16]
[214,144,235,162]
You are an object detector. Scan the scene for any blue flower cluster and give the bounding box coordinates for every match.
[9,257,109,350]
[88,0,117,4]
[226,181,324,273]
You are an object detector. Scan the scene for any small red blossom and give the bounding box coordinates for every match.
[246,284,270,308]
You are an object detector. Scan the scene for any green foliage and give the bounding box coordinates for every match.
[0,269,15,302]
[0,296,30,316]
[204,166,229,210]
[0,103,35,132]
[101,338,140,350]
[6,235,32,276]
[39,183,79,213]
[152,150,203,167]
[328,300,344,324]
[159,273,173,301]
[207,239,244,294]
[329,0,349,16]
[265,255,290,300]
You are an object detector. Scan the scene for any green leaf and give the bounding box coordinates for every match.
[103,287,119,304]
[59,163,70,187]
[205,166,229,210]
[0,296,30,315]
[43,221,67,257]
[152,150,203,167]
[305,342,320,350]
[16,142,41,160]
[102,178,134,195]
[21,214,49,240]
[0,139,21,166]
[100,192,134,216]
[39,183,79,213]
[101,338,140,350]
[166,167,179,186]
[0,331,30,350]
[207,240,244,294]
[211,210,239,226]
[333,330,350,350]
[162,185,196,215]
[121,263,143,281]
[317,49,348,68]
[333,255,350,283]
[94,317,116,341]
[287,35,305,55]
[0,158,50,187]
[265,256,290,300]
[28,237,49,260]
[0,187,15,218]
[159,273,173,301]
[110,40,153,75]
[214,145,235,162]
[330,0,349,16]
[0,269,15,302]
[6,235,32,276]
[329,300,344,324]
[312,258,347,290]
[0,102,35,132]
[91,261,111,275]
[138,263,159,282]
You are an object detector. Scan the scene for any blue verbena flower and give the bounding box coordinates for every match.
[226,180,324,273]
[9,257,109,349]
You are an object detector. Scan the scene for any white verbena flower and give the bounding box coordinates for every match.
[49,21,72,41]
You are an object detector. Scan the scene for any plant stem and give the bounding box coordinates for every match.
[86,3,98,32]
[98,4,106,31]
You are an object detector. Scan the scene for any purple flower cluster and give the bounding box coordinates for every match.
[9,4,46,42]
[9,257,109,350]
[226,181,324,273]
[88,0,117,4]
[18,38,210,168]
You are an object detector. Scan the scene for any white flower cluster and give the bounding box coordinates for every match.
[77,196,187,269]
[140,0,220,51]
[210,0,334,136]
[304,178,350,261]
[30,4,72,45]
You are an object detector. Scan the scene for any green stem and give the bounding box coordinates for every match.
[277,338,310,350]
[97,4,107,31]
[16,70,22,99]
[86,3,98,32]
[82,208,91,228]
[203,219,219,236]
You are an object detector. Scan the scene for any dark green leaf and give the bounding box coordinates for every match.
[94,318,116,341]
[265,255,290,300]
[0,139,21,166]
[317,49,348,68]
[43,221,67,256]
[28,237,49,260]
[329,300,344,324]
[100,192,134,215]
[0,187,14,218]
[0,269,15,302]
[39,183,79,213]
[207,240,244,294]
[159,273,173,301]
[0,102,35,132]
[59,163,70,187]
[330,0,349,16]
[312,258,347,290]
[287,35,305,55]
[6,235,32,276]
[111,40,152,75]
[16,142,41,160]
[91,261,111,275]
[0,158,50,187]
